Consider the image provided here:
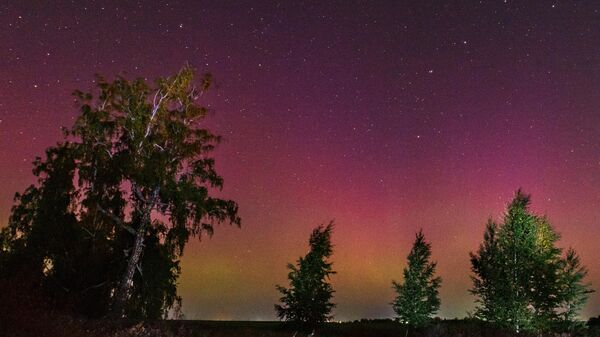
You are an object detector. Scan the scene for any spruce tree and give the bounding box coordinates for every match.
[275,221,336,327]
[392,230,441,327]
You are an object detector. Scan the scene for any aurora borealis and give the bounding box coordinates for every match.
[1,1,599,321]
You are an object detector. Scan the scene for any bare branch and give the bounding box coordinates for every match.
[97,206,135,235]
[140,89,166,148]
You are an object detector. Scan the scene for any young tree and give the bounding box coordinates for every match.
[470,190,592,332]
[558,248,593,331]
[275,221,336,327]
[392,230,441,327]
[469,220,513,325]
[0,66,240,319]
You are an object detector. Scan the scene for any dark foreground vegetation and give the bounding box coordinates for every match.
[4,315,600,337]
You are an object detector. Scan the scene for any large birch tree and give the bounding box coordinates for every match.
[0,66,240,318]
[70,66,241,316]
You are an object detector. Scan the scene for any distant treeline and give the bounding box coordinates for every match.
[0,68,594,336]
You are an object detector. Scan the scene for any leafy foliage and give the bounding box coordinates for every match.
[470,189,593,332]
[392,230,442,327]
[0,66,240,319]
[558,248,593,331]
[275,221,336,327]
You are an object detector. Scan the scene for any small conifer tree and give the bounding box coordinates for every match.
[392,229,441,327]
[275,221,336,327]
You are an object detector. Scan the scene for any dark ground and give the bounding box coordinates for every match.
[4,318,597,337]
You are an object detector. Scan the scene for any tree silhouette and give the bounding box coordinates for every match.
[0,66,240,319]
[470,189,593,332]
[558,248,593,331]
[392,229,441,327]
[275,221,336,327]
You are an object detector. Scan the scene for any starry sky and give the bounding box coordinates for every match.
[1,1,600,321]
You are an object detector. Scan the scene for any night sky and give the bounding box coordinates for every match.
[1,1,600,321]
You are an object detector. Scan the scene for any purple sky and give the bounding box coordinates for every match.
[1,1,599,320]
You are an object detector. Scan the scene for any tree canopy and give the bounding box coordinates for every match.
[470,189,593,332]
[0,66,240,319]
